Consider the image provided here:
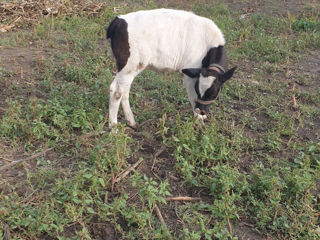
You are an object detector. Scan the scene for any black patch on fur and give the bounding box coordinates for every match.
[106,17,130,72]
[221,67,237,83]
[195,75,222,100]
[182,68,201,78]
[195,101,210,114]
[201,45,227,68]
[195,79,201,96]
[202,79,222,100]
[199,67,236,100]
[194,77,222,114]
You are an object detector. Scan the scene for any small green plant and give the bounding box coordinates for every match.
[247,152,319,239]
[1,128,133,238]
[172,116,247,186]
[292,18,320,31]
[171,115,249,238]
[107,173,171,239]
[0,67,13,80]
[132,173,171,209]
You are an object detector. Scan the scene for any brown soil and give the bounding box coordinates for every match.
[224,0,319,17]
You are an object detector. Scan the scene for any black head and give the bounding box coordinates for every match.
[182,66,236,115]
[182,45,236,116]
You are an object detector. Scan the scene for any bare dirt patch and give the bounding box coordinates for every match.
[0,46,53,124]
[291,49,320,142]
[225,0,319,17]
[1,46,49,78]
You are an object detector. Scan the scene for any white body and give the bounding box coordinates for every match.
[109,9,226,127]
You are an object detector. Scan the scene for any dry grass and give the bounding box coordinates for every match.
[0,0,107,32]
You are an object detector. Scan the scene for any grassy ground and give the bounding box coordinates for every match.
[0,0,320,239]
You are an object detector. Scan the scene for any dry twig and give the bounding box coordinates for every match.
[114,158,144,183]
[0,147,53,172]
[225,202,233,236]
[151,145,166,170]
[165,196,201,202]
[139,118,154,127]
[104,191,109,204]
[3,223,11,240]
[291,82,298,110]
[154,204,173,240]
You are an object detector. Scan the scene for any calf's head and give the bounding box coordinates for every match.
[182,46,236,116]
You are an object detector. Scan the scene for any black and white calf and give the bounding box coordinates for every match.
[106,8,236,128]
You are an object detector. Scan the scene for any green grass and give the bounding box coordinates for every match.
[1,1,320,239]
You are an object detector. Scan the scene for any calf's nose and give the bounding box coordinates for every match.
[200,110,207,115]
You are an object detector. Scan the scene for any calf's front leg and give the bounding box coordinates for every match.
[109,72,136,128]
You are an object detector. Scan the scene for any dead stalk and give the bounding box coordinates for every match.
[3,78,7,88]
[154,204,173,240]
[291,83,298,110]
[139,118,154,127]
[114,158,144,183]
[3,223,10,240]
[0,156,14,162]
[19,66,23,79]
[104,191,109,204]
[0,148,54,172]
[224,202,233,236]
[285,56,290,78]
[165,196,201,202]
[151,145,166,170]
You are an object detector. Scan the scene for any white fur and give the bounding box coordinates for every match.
[109,9,225,127]
[199,75,216,97]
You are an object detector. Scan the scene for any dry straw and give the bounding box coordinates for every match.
[0,0,107,33]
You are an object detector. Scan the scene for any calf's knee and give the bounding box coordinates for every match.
[109,82,122,100]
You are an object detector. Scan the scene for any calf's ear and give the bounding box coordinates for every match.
[222,66,237,83]
[182,68,201,78]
